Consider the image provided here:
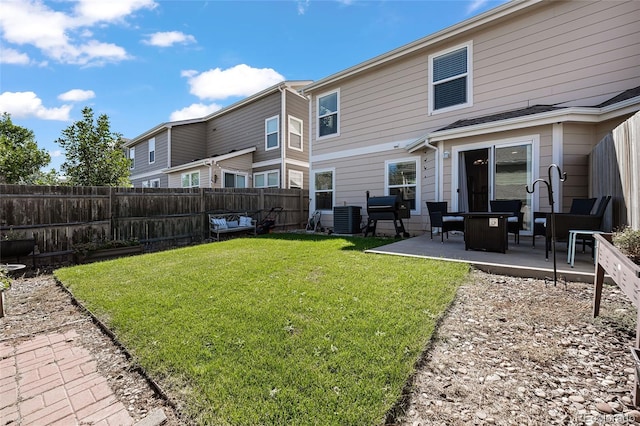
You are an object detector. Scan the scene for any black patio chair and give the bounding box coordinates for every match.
[532,197,597,247]
[489,199,523,244]
[426,201,464,243]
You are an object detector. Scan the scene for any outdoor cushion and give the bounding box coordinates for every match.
[507,216,518,222]
[212,218,228,229]
[534,218,547,226]
[239,216,253,227]
[442,215,464,222]
[227,220,239,228]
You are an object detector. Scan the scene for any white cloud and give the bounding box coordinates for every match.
[297,0,310,15]
[143,31,196,47]
[73,0,156,25]
[0,91,72,121]
[0,47,30,65]
[58,89,96,102]
[0,0,154,66]
[170,103,223,121]
[49,150,64,158]
[183,64,285,101]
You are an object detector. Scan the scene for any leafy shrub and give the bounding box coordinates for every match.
[612,227,640,265]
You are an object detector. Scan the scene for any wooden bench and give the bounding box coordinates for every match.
[209,212,256,241]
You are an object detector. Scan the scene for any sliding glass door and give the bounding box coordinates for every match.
[456,141,534,232]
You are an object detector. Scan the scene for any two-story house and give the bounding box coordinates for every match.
[303,0,640,236]
[126,81,312,190]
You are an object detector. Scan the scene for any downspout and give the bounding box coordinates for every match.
[424,139,440,201]
[167,126,172,169]
[279,84,287,188]
[306,93,314,213]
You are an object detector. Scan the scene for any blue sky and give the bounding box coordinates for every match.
[1,0,506,172]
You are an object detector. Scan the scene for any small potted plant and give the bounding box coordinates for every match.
[72,238,143,264]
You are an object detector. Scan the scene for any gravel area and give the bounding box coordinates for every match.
[2,269,638,425]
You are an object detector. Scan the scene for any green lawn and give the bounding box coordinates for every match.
[54,234,469,425]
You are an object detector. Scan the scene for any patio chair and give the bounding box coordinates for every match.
[532,197,597,247]
[426,201,464,243]
[489,199,523,244]
[538,195,611,259]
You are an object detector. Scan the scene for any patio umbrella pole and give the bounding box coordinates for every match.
[526,164,567,286]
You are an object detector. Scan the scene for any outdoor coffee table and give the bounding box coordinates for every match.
[567,229,606,268]
[462,212,510,253]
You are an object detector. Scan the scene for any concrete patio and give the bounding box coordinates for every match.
[366,232,600,283]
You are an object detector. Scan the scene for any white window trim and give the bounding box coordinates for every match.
[148,138,156,164]
[311,167,335,213]
[265,115,280,151]
[316,89,340,140]
[288,115,304,152]
[253,169,280,188]
[289,170,304,189]
[149,178,160,188]
[221,169,249,188]
[129,147,135,169]
[181,171,200,188]
[428,41,473,115]
[384,157,421,215]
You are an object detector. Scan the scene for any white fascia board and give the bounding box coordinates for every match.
[285,158,309,168]
[311,138,415,163]
[130,169,166,180]
[303,0,539,94]
[253,159,282,168]
[163,147,257,174]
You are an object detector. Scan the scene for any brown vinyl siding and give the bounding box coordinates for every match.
[284,90,310,164]
[206,92,282,163]
[171,123,207,167]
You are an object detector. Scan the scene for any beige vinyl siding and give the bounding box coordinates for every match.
[310,0,639,158]
[206,92,282,163]
[314,151,426,236]
[473,0,639,111]
[212,153,254,189]
[168,165,210,188]
[171,123,207,167]
[284,91,310,164]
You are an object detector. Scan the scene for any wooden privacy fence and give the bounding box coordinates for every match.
[590,111,640,231]
[0,185,309,254]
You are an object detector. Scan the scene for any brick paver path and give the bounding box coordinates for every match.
[0,330,134,425]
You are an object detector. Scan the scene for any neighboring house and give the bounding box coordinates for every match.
[303,0,640,236]
[126,81,312,190]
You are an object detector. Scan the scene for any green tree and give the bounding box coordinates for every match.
[57,106,130,186]
[0,112,51,184]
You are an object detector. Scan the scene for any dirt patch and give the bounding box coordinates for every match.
[395,271,640,425]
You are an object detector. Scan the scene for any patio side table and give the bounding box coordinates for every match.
[567,229,606,268]
[463,212,510,253]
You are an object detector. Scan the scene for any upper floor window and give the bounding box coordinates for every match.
[254,170,279,188]
[289,170,303,189]
[288,116,303,151]
[181,171,199,188]
[129,147,135,169]
[386,158,419,212]
[265,116,279,150]
[224,171,247,188]
[429,43,472,114]
[317,90,339,138]
[148,138,155,164]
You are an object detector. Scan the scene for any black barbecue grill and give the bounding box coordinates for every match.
[363,191,410,238]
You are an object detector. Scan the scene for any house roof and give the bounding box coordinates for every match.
[162,146,257,174]
[406,86,640,152]
[302,0,541,94]
[126,80,313,146]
